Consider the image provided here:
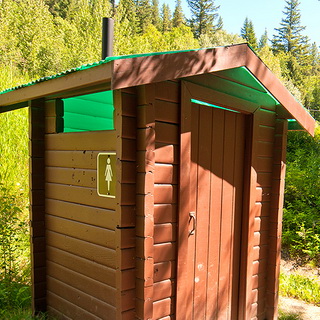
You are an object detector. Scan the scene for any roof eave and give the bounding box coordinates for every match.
[0,62,113,111]
[112,44,315,135]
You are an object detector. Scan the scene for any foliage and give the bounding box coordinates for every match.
[280,272,320,305]
[187,0,221,38]
[240,17,258,51]
[272,0,308,59]
[0,184,30,314]
[172,0,184,28]
[283,127,320,265]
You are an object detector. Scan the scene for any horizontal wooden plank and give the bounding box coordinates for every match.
[122,116,136,139]
[155,100,179,124]
[47,276,116,318]
[257,141,274,157]
[47,261,116,305]
[154,185,178,204]
[45,183,116,210]
[155,143,179,164]
[155,81,179,103]
[154,164,178,184]
[45,199,116,229]
[120,248,135,270]
[258,125,275,142]
[154,243,176,263]
[121,138,136,161]
[121,161,136,183]
[121,92,137,117]
[46,230,116,269]
[154,224,176,244]
[153,298,172,319]
[47,291,100,320]
[121,289,135,312]
[47,246,116,288]
[155,122,179,145]
[258,109,276,127]
[153,280,174,301]
[45,214,116,249]
[46,167,96,188]
[257,172,272,188]
[45,130,116,151]
[154,261,176,283]
[45,150,99,169]
[257,157,273,173]
[121,268,135,291]
[154,204,177,224]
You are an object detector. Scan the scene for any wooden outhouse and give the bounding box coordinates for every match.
[0,44,315,320]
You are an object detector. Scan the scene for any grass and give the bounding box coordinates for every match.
[279,310,302,320]
[279,272,320,305]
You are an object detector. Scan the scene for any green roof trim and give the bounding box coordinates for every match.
[0,48,209,96]
[191,99,240,113]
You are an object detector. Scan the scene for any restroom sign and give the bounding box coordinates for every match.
[97,152,116,198]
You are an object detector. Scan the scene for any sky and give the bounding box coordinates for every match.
[160,0,320,47]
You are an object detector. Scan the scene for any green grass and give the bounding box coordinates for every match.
[279,310,302,320]
[280,272,320,305]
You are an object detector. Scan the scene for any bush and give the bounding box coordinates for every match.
[283,126,320,265]
[280,272,320,305]
[0,184,30,314]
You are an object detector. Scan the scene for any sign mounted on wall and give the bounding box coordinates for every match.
[97,152,116,198]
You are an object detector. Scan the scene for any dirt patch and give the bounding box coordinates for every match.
[279,296,320,319]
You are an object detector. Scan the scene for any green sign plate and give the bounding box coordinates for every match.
[97,152,116,198]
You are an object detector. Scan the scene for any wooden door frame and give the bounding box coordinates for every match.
[176,80,256,320]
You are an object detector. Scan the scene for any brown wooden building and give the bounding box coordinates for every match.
[0,44,315,319]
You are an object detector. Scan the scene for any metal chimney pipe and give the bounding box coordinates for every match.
[102,17,114,60]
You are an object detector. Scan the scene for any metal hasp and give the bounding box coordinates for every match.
[102,17,114,59]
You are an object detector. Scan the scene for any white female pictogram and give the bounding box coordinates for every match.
[104,157,113,192]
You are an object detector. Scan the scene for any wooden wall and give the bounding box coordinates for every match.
[135,81,179,320]
[29,99,46,313]
[114,88,137,319]
[246,109,287,320]
[44,99,119,319]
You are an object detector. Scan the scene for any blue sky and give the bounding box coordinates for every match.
[161,0,320,47]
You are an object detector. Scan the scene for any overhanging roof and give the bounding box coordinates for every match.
[0,43,315,135]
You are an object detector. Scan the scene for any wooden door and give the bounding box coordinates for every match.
[177,85,247,320]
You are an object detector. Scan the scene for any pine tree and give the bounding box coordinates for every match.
[151,0,161,30]
[161,4,172,32]
[187,0,220,38]
[45,0,71,18]
[135,0,153,33]
[172,0,184,28]
[259,29,268,49]
[240,17,258,51]
[272,0,308,60]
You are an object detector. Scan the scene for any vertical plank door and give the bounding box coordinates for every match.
[177,85,247,320]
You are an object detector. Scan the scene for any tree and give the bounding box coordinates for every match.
[161,4,172,32]
[114,0,139,54]
[45,0,71,18]
[151,0,161,30]
[187,0,221,38]
[172,0,184,28]
[272,0,309,60]
[135,0,153,33]
[259,29,268,49]
[240,17,258,51]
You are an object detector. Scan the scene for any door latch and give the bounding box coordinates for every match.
[189,211,196,235]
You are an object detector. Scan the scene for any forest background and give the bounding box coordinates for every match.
[0,0,319,315]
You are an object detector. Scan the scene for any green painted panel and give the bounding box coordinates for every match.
[62,90,114,132]
[191,99,240,113]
